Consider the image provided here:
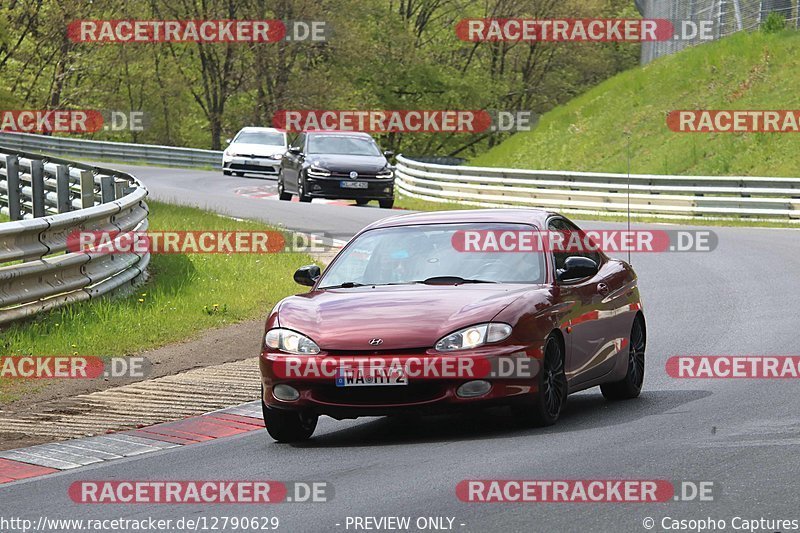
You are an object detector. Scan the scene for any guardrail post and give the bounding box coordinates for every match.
[56,164,71,213]
[78,169,95,208]
[5,154,22,221]
[100,175,115,203]
[114,179,126,200]
[30,159,46,217]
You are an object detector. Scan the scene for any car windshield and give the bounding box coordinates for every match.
[234,131,285,146]
[307,135,381,156]
[318,223,546,288]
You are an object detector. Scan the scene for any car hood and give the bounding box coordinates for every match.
[307,154,388,174]
[227,143,285,157]
[276,284,535,351]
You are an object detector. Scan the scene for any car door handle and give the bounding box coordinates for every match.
[597,282,609,296]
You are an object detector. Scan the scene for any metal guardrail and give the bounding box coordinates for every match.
[2,132,797,222]
[0,146,150,325]
[0,131,221,169]
[394,155,800,221]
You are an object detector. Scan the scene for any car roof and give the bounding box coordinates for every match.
[362,208,559,232]
[236,127,284,133]
[303,130,374,138]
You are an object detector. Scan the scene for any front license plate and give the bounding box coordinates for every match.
[340,180,368,189]
[335,368,407,387]
[247,159,266,166]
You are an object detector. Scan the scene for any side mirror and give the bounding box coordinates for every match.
[225,138,232,144]
[383,150,395,159]
[558,256,598,282]
[294,264,321,287]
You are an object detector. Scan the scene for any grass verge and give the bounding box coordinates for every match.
[0,201,315,402]
[470,30,800,177]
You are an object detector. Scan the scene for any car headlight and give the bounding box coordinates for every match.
[434,323,512,352]
[265,328,321,354]
[377,167,393,178]
[308,165,331,177]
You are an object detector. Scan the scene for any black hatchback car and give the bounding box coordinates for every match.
[278,131,395,208]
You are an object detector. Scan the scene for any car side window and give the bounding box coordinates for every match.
[548,219,571,272]
[547,218,603,274]
[291,133,305,151]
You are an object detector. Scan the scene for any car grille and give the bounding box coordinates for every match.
[228,163,278,173]
[325,349,430,356]
[329,171,380,179]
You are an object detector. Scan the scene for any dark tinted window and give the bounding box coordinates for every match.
[319,223,546,288]
[290,133,306,151]
[234,131,285,145]
[547,218,602,274]
[307,135,381,156]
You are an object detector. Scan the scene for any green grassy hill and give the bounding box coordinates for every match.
[472,30,800,177]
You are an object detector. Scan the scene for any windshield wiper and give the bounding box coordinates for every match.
[322,277,497,288]
[417,276,498,286]
[319,281,367,289]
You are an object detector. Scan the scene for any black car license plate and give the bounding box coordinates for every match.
[340,181,368,189]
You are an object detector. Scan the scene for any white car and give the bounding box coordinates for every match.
[222,127,288,177]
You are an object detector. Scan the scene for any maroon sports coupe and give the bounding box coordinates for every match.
[259,209,646,442]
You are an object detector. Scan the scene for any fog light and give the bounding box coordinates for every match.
[273,384,300,401]
[456,380,491,398]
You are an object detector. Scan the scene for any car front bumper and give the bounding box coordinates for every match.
[222,156,281,175]
[259,344,544,419]
[304,176,395,200]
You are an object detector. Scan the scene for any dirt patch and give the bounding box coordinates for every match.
[0,358,261,451]
[0,318,263,415]
[728,49,770,102]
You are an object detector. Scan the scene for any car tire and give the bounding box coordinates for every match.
[600,315,646,401]
[298,180,312,203]
[513,334,567,427]
[355,199,370,206]
[277,179,292,201]
[379,198,394,209]
[223,169,232,176]
[262,399,317,443]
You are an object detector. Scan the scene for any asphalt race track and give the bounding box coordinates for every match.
[125,164,389,238]
[2,164,799,532]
